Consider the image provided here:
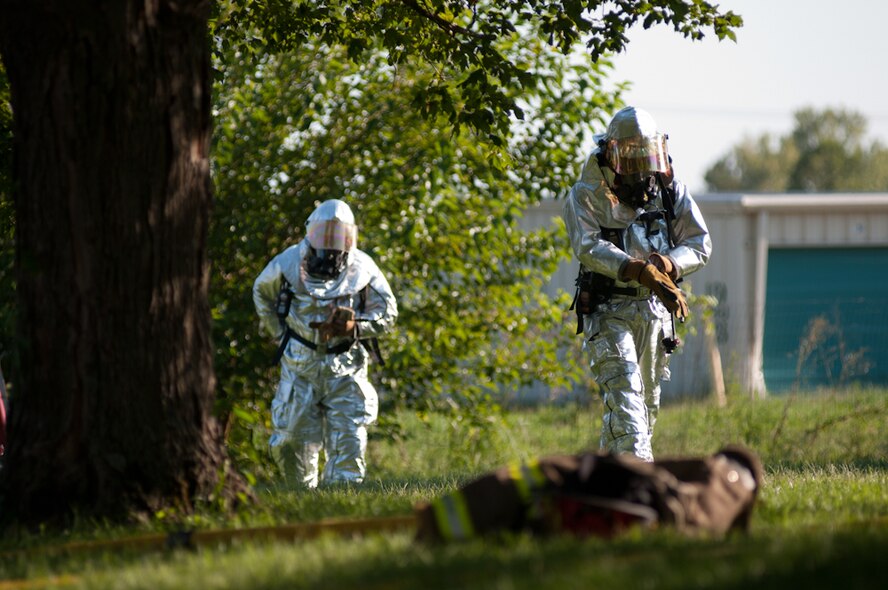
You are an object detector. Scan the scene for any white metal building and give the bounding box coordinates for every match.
[523,193,888,399]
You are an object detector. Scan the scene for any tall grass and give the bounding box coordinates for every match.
[1,388,885,589]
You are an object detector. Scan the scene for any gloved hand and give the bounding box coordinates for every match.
[310,306,356,343]
[648,252,678,281]
[620,259,689,319]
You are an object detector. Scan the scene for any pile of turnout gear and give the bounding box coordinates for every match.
[415,446,761,542]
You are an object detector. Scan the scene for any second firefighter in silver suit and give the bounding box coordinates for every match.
[562,107,711,461]
[253,199,398,487]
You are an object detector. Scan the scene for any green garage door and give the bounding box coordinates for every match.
[763,247,888,393]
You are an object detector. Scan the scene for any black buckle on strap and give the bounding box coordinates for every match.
[290,330,354,355]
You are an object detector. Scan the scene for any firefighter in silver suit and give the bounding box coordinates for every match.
[562,107,711,461]
[253,199,398,487]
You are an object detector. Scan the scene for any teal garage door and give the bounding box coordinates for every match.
[763,247,888,393]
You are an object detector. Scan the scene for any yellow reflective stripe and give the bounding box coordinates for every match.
[431,498,453,540]
[431,492,475,541]
[509,459,547,504]
[450,492,474,539]
[509,462,532,503]
[527,459,547,487]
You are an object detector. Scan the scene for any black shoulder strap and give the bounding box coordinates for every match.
[600,227,625,251]
[274,275,294,321]
[358,283,368,313]
[361,338,385,366]
[271,328,293,367]
[357,283,385,365]
[655,173,677,248]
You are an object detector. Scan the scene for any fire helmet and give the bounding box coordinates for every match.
[304,199,357,280]
[603,107,671,208]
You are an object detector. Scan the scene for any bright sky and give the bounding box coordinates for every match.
[604,0,888,192]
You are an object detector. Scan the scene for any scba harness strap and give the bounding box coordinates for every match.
[570,172,679,335]
[289,329,355,355]
[569,268,644,335]
[569,226,639,335]
[271,279,385,366]
[357,283,386,366]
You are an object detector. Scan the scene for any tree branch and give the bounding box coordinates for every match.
[397,0,492,41]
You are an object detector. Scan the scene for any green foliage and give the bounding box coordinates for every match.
[16,522,885,589]
[704,107,888,192]
[0,61,15,379]
[656,387,887,465]
[207,1,744,476]
[214,1,742,145]
[208,38,617,472]
[0,62,10,193]
[0,1,744,485]
[1,390,886,589]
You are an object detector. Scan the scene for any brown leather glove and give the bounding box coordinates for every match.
[648,252,678,281]
[309,306,356,342]
[620,259,689,319]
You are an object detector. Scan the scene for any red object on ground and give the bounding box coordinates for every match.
[555,495,657,538]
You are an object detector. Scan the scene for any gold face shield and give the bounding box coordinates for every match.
[606,133,670,176]
[306,219,357,252]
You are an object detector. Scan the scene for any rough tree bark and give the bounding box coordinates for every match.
[0,0,243,525]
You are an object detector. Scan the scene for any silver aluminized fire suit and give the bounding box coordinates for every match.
[253,200,398,487]
[562,108,711,461]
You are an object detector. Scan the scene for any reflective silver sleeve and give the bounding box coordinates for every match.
[562,182,631,279]
[666,181,712,279]
[253,255,286,339]
[356,270,398,338]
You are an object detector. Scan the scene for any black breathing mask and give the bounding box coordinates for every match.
[615,173,658,209]
[305,246,348,280]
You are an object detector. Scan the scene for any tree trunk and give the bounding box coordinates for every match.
[0,0,242,525]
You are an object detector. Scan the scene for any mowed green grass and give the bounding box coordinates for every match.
[2,388,886,589]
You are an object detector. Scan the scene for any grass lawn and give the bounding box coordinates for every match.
[1,388,885,589]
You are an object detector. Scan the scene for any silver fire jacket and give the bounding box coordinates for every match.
[562,146,711,284]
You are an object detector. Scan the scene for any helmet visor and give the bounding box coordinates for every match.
[306,219,357,251]
[607,133,669,175]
